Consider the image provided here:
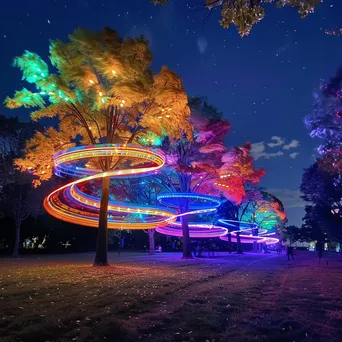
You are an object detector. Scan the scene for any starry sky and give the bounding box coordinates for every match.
[1,0,342,226]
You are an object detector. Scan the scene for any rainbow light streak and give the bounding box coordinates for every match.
[218,219,279,245]
[156,192,227,238]
[156,224,228,238]
[44,144,176,229]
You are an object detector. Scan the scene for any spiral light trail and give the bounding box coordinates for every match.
[44,144,176,229]
[45,144,279,244]
[218,219,279,245]
[156,193,228,238]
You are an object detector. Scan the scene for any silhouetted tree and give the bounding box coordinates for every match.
[0,116,49,257]
[282,225,302,245]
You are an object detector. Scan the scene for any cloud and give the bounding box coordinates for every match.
[265,188,305,209]
[251,141,265,154]
[263,151,284,159]
[268,136,285,148]
[283,139,300,150]
[197,37,208,54]
[251,137,300,160]
[276,34,293,55]
[251,142,284,160]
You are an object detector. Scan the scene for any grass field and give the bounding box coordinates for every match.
[1,251,341,341]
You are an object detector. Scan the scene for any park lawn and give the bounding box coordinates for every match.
[0,251,341,342]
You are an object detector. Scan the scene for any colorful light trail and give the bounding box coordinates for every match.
[44,144,176,229]
[44,144,279,244]
[156,193,227,238]
[218,219,279,245]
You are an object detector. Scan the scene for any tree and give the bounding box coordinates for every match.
[0,116,49,257]
[4,27,192,266]
[0,116,33,161]
[216,189,286,252]
[301,162,342,242]
[303,67,342,244]
[1,171,48,257]
[301,205,326,243]
[156,97,265,258]
[246,192,287,230]
[108,177,165,255]
[282,225,302,245]
[301,162,342,220]
[216,187,262,222]
[215,187,262,253]
[305,68,342,175]
[151,0,321,37]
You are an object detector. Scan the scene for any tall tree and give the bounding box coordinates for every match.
[151,0,321,37]
[305,68,342,175]
[303,68,342,244]
[4,27,192,266]
[1,171,48,257]
[301,162,342,219]
[156,98,265,258]
[0,116,48,257]
[301,161,342,241]
[300,205,326,243]
[216,189,286,252]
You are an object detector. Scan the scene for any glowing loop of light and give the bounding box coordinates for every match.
[218,219,279,245]
[157,223,228,238]
[156,192,227,238]
[44,144,176,229]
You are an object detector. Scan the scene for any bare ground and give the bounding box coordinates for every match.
[0,251,341,342]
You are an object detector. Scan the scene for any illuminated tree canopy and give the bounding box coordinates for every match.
[4,27,192,265]
[305,68,342,174]
[302,67,342,244]
[5,28,192,186]
[150,97,265,257]
[217,190,286,233]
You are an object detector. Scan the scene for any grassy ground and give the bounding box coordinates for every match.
[1,251,341,342]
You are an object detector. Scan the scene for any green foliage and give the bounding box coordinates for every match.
[216,189,286,233]
[13,51,49,83]
[4,88,45,109]
[5,27,192,182]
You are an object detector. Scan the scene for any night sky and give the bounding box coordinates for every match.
[1,0,342,225]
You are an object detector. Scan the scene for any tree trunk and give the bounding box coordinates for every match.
[227,233,232,253]
[148,229,155,255]
[236,232,243,254]
[93,176,110,266]
[181,214,192,259]
[12,221,21,258]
